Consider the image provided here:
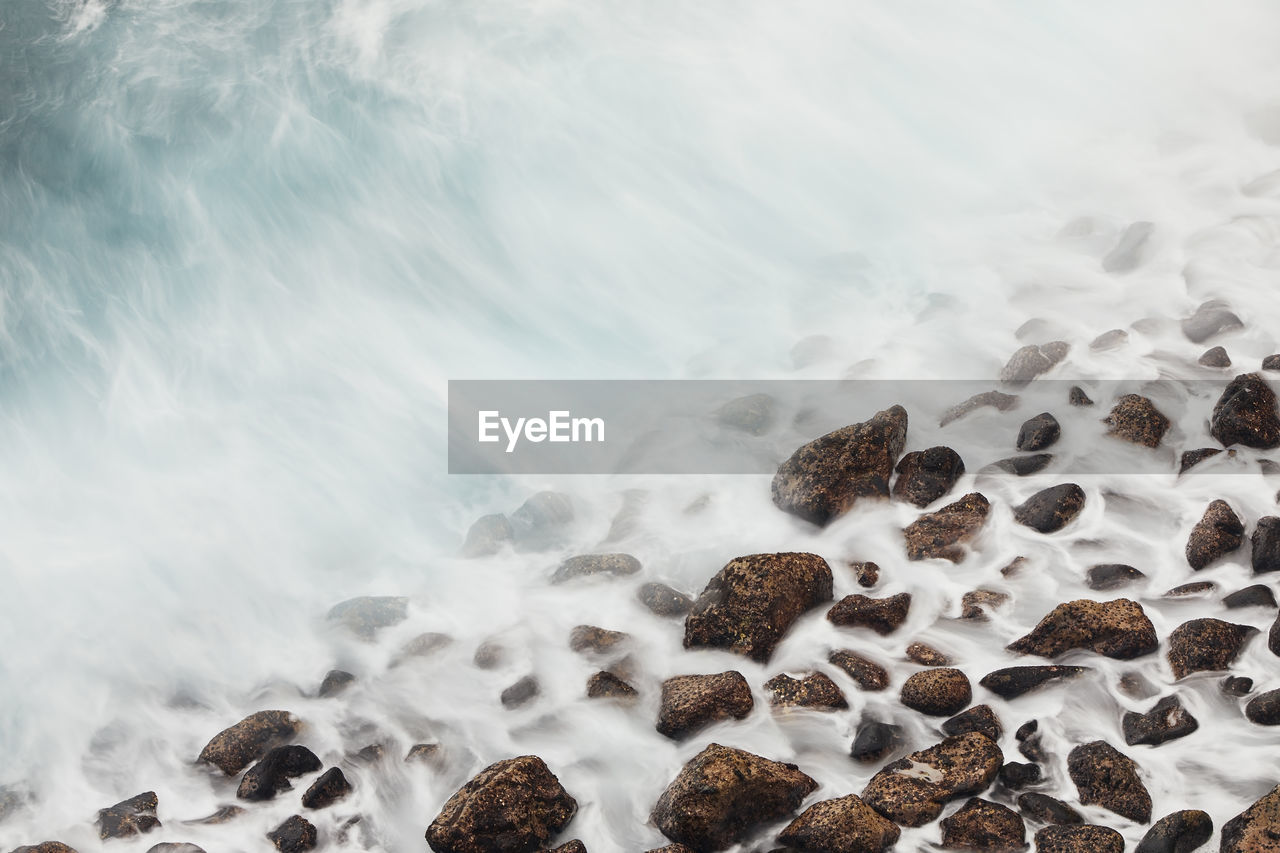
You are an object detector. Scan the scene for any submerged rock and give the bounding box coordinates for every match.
[1086,564,1146,591]
[268,816,317,853]
[501,676,540,709]
[942,705,1003,742]
[511,492,575,549]
[1186,499,1245,569]
[777,795,900,853]
[903,493,991,562]
[829,649,889,691]
[1067,741,1152,823]
[1013,484,1086,533]
[657,672,753,739]
[1034,825,1124,853]
[851,721,902,763]
[586,671,638,700]
[1122,695,1199,746]
[828,593,911,634]
[1091,329,1129,351]
[302,767,352,810]
[850,560,880,587]
[892,446,965,507]
[900,668,972,716]
[860,732,1002,827]
[999,762,1042,789]
[1222,785,1280,852]
[764,673,847,710]
[460,514,514,557]
[1007,599,1157,660]
[1135,809,1212,853]
[426,756,577,853]
[97,792,160,840]
[1069,386,1094,406]
[638,583,694,617]
[991,453,1054,476]
[327,596,408,639]
[1254,517,1280,574]
[940,391,1019,426]
[569,625,629,655]
[940,797,1026,851]
[238,746,322,801]
[198,711,301,776]
[1000,343,1069,385]
[962,589,1010,620]
[979,666,1088,699]
[1181,300,1243,343]
[714,393,776,436]
[1103,221,1153,272]
[1017,793,1082,826]
[906,642,952,666]
[1211,373,1280,449]
[1168,618,1254,678]
[317,670,355,698]
[552,553,641,583]
[1104,395,1170,448]
[1017,413,1061,451]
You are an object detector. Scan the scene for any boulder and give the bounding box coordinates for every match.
[1167,618,1254,678]
[1200,346,1232,367]
[302,767,352,810]
[268,816,317,853]
[1102,221,1153,272]
[10,845,78,853]
[1186,500,1244,569]
[906,642,952,666]
[765,673,848,710]
[97,792,160,840]
[828,593,911,634]
[1165,581,1216,598]
[1013,484,1086,533]
[638,583,694,617]
[1181,300,1243,343]
[1135,809,1212,853]
[657,672,753,739]
[1224,676,1255,697]
[861,732,1002,827]
[546,843,586,853]
[1034,825,1124,853]
[426,756,577,853]
[238,746,323,801]
[501,676,540,709]
[1254,517,1280,574]
[1066,741,1151,823]
[1103,395,1170,448]
[327,596,408,639]
[829,650,889,691]
[198,711,301,775]
[893,446,965,507]
[903,493,990,561]
[1017,413,1061,451]
[777,795,900,853]
[587,671,638,700]
[900,668,972,716]
[1122,695,1198,746]
[979,666,1088,699]
[552,553,641,583]
[942,705,1002,742]
[1007,599,1157,660]
[1211,374,1280,449]
[1222,785,1280,852]
[1245,688,1280,725]
[940,797,1026,851]
[1000,343,1069,385]
[850,722,902,763]
[1016,793,1082,826]
[999,762,1042,790]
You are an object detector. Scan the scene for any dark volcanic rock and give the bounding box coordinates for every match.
[1013,484,1086,533]
[851,721,902,763]
[1181,300,1243,343]
[940,797,1026,851]
[771,405,908,525]
[587,671,638,700]
[906,642,952,666]
[991,454,1054,476]
[1067,741,1152,823]
[318,670,355,698]
[657,672,753,739]
[1123,695,1199,746]
[651,743,817,852]
[828,593,911,634]
[1034,825,1124,853]
[1104,395,1170,448]
[426,755,577,853]
[461,513,514,557]
[1136,809,1212,853]
[999,762,1042,790]
[850,560,880,587]
[941,391,1020,426]
[1017,413,1061,451]
[777,795,900,853]
[1225,584,1277,609]
[238,745,323,802]
[1223,676,1255,697]
[268,816,317,853]
[980,666,1088,699]
[1180,448,1224,474]
[828,650,889,690]
[1069,386,1094,406]
[1245,688,1280,725]
[327,596,408,639]
[546,843,586,853]
[903,493,991,562]
[1000,342,1069,385]
[569,625,629,655]
[962,589,1010,620]
[1211,373,1280,449]
[1222,785,1280,852]
[638,583,694,617]
[552,553,641,583]
[1199,346,1232,367]
[1008,598,1157,660]
[1168,618,1254,678]
[684,552,833,663]
[1254,517,1280,574]
[1186,499,1245,569]
[900,668,972,716]
[97,792,160,840]
[943,705,1003,742]
[765,673,847,710]
[302,767,352,810]
[198,710,301,775]
[1017,793,1082,826]
[893,446,965,507]
[501,675,540,709]
[1087,564,1146,591]
[860,732,1002,827]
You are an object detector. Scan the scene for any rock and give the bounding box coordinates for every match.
[268,816,317,853]
[1018,413,1061,451]
[850,722,901,763]
[893,446,966,507]
[828,593,911,634]
[906,642,952,666]
[979,666,1088,699]
[1168,618,1254,678]
[999,762,1042,789]
[474,641,505,669]
[1265,354,1280,371]
[1001,343,1069,385]
[327,596,408,639]
[851,561,880,587]
[861,732,1002,827]
[1017,727,1048,764]
[198,711,301,776]
[903,493,991,561]
[1069,386,1094,406]
[302,767,352,810]
[829,650,889,691]
[1166,581,1216,598]
[145,845,207,853]
[684,553,833,663]
[1186,500,1245,569]
[771,405,908,525]
[511,492,575,549]
[657,672,753,739]
[943,705,1002,742]
[182,805,245,825]
[97,792,160,839]
[1087,564,1145,590]
[1180,448,1223,474]
[547,843,587,853]
[1223,676,1255,697]
[1091,329,1129,351]
[645,847,697,853]
[1181,300,1243,343]
[318,670,355,698]
[1123,695,1199,746]
[569,625,629,655]
[587,671,638,700]
[501,676,540,709]
[765,673,847,710]
[552,553,641,583]
[1245,689,1280,725]
[395,632,453,662]
[990,454,1055,476]
[1103,221,1153,272]
[777,795,900,853]
[962,590,1010,620]
[1034,825,1124,853]
[1211,373,1280,448]
[1200,346,1232,367]
[426,756,576,853]
[1222,784,1280,852]
[900,668,972,716]
[715,393,776,436]
[460,514,514,557]
[650,743,817,852]
[238,746,323,801]
[1271,613,1280,658]
[406,743,443,764]
[941,391,1019,426]
[1007,599,1157,660]
[1013,484,1086,533]
[9,845,78,853]
[940,797,1026,851]
[1254,517,1280,573]
[1136,809,1213,853]
[1066,741,1151,823]
[638,583,693,616]
[1225,584,1277,608]
[1104,395,1170,448]
[1017,793,1082,826]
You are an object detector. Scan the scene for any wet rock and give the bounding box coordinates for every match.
[569,625,629,655]
[1225,584,1277,609]
[406,743,443,764]
[501,676,540,709]
[1165,581,1216,598]
[1211,373,1280,448]
[1186,499,1245,569]
[943,705,1002,742]
[1013,484,1086,533]
[638,583,694,617]
[1001,343,1069,385]
[893,446,966,507]
[97,792,160,840]
[990,454,1055,476]
[1270,613,1280,657]
[999,762,1042,789]
[1086,564,1145,591]
[1034,825,1124,853]
[1104,395,1170,448]
[1181,300,1243,343]
[146,845,207,853]
[777,795,901,853]
[903,493,991,561]
[1068,386,1094,407]
[587,671,638,700]
[941,391,1019,426]
[302,767,352,810]
[268,815,317,853]
[511,491,575,549]
[1136,809,1213,853]
[546,843,586,853]
[1103,221,1153,272]
[860,732,1002,827]
[426,755,576,853]
[940,797,1026,851]
[645,847,696,853]
[979,666,1088,699]
[1017,725,1048,764]
[828,593,911,634]
[1180,448,1223,474]
[765,673,847,710]
[1245,689,1280,725]
[684,552,833,663]
[182,805,245,825]
[10,845,78,853]
[651,743,817,852]
[1265,355,1280,371]
[962,590,1010,621]
[771,405,908,525]
[460,514,513,557]
[1200,346,1232,367]
[1222,784,1280,852]
[850,561,880,587]
[318,670,355,698]
[327,596,409,639]
[1223,676,1255,697]
[1091,329,1129,351]
[473,641,505,669]
[851,722,901,763]
[1168,618,1254,678]
[829,649,889,691]
[657,672,753,739]
[1018,413,1061,451]
[552,553,641,583]
[238,745,323,802]
[1067,740,1151,823]
[1122,695,1199,746]
[395,632,453,662]
[198,710,301,775]
[715,393,776,436]
[900,668,972,716]
[1017,793,1082,826]
[1254,517,1280,573]
[1008,598,1157,660]
[907,642,952,666]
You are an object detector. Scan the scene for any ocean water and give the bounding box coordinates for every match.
[4,0,1280,850]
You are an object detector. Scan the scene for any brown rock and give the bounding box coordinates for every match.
[638,583,694,617]
[943,705,1002,742]
[657,672,753,739]
[1200,346,1232,367]
[1211,373,1280,449]
[1034,825,1124,853]
[829,650,890,691]
[569,625,629,655]
[684,552,834,663]
[1122,695,1198,746]
[1221,784,1280,852]
[1000,343,1069,385]
[1265,355,1280,371]
[426,756,577,853]
[301,767,352,810]
[501,676,540,709]
[1013,484,1086,533]
[1066,741,1151,823]
[405,743,443,764]
[765,673,847,710]
[461,514,514,557]
[1224,584,1277,608]
[1017,793,1082,826]
[900,668,972,716]
[1245,688,1280,725]
[1165,581,1216,598]
[552,553,641,583]
[237,746,322,801]
[1180,447,1224,474]
[1186,499,1245,569]
[989,454,1054,477]
[778,795,900,853]
[979,666,1088,699]
[850,561,880,587]
[317,670,355,698]
[546,842,587,853]
[893,446,966,507]
[940,797,1026,851]
[861,732,1002,827]
[906,642,952,666]
[1086,564,1145,591]
[903,493,990,562]
[1069,386,1094,406]
[961,590,1010,621]
[10,845,78,853]
[1007,599,1157,660]
[1104,395,1170,448]
[828,593,911,634]
[587,671,638,700]
[97,792,160,840]
[198,711,301,776]
[1167,618,1254,678]
[268,815,317,853]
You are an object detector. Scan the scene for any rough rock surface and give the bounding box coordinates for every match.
[552,553,641,583]
[1186,500,1245,569]
[1087,564,1146,590]
[638,583,694,617]
[1245,688,1280,725]
[1254,517,1280,574]
[771,405,908,525]
[999,762,1042,789]
[1181,300,1243,343]
[828,593,911,634]
[1007,599,1158,660]
[1000,343,1069,385]
[569,625,629,655]
[1122,695,1199,746]
[1069,385,1094,406]
[268,816,317,853]
[979,666,1088,699]
[892,446,965,507]
[1211,373,1280,449]
[962,590,1010,620]
[587,671,638,700]
[425,755,577,853]
[1013,484,1086,533]
[942,705,1002,742]
[777,795,900,853]
[1104,395,1170,448]
[850,561,880,587]
[940,797,1026,851]
[1180,448,1224,474]
[764,673,847,710]
[907,642,952,666]
[302,767,352,810]
[650,743,817,852]
[1034,825,1124,853]
[1017,413,1061,451]
[198,711,301,776]
[860,732,1003,827]
[1135,809,1212,853]
[903,493,990,562]
[684,552,834,663]
[900,668,972,716]
[97,792,160,840]
[657,672,753,739]
[851,722,901,763]
[1221,785,1280,852]
[1266,355,1280,371]
[1017,793,1082,826]
[10,845,79,853]
[327,596,408,639]
[828,650,889,690]
[1067,741,1152,823]
[238,746,323,801]
[1167,618,1254,678]
[1200,345,1232,367]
